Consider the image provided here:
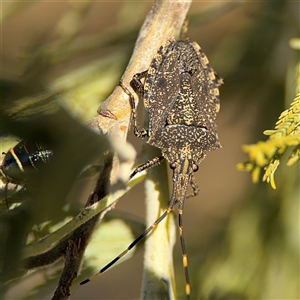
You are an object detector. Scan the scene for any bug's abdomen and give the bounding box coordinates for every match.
[1,140,53,182]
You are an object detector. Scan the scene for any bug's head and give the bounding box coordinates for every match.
[169,158,199,176]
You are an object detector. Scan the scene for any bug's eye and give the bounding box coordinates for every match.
[170,163,176,169]
[192,164,199,172]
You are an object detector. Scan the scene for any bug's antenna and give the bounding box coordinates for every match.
[80,160,196,300]
[178,201,191,298]
[178,174,199,298]
[80,201,177,286]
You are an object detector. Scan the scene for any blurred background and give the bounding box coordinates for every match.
[1,1,299,299]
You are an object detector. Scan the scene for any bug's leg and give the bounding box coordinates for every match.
[80,191,177,286]
[186,173,199,198]
[178,199,191,299]
[214,71,224,87]
[130,156,164,179]
[130,70,148,96]
[119,81,148,138]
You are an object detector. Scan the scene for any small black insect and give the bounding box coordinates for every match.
[81,38,222,298]
[0,140,53,184]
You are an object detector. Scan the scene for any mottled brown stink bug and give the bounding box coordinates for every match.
[81,39,222,298]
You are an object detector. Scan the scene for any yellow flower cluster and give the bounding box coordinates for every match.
[237,93,300,189]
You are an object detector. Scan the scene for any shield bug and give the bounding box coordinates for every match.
[0,140,53,184]
[80,39,222,298]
